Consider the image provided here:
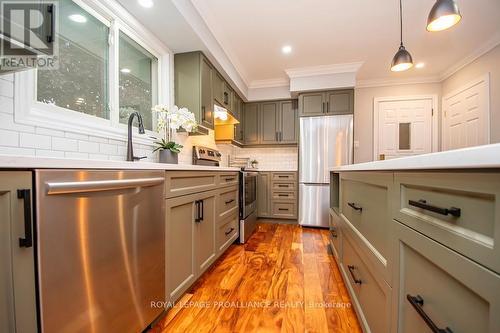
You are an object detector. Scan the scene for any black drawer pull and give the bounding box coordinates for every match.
[225,178,235,182]
[225,227,235,236]
[278,175,289,178]
[225,199,235,205]
[278,194,289,197]
[347,202,363,212]
[278,184,289,188]
[18,189,33,248]
[330,228,338,238]
[407,294,453,333]
[278,208,289,211]
[408,200,461,217]
[347,265,362,285]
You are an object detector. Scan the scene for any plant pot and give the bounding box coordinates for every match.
[159,150,179,164]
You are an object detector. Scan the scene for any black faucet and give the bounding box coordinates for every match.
[127,112,146,162]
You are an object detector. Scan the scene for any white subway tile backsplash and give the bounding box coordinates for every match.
[52,137,78,152]
[78,140,99,153]
[36,149,65,158]
[19,132,51,149]
[0,74,14,82]
[36,127,65,137]
[99,143,117,155]
[65,152,89,159]
[0,113,35,133]
[0,96,14,114]
[0,129,19,147]
[88,135,109,143]
[0,79,14,98]
[65,132,89,141]
[89,153,109,160]
[0,146,35,156]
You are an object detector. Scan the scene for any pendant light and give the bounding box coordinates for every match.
[427,0,462,32]
[391,0,413,72]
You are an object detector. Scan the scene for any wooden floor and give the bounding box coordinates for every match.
[150,221,361,333]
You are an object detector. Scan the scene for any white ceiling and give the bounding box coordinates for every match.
[191,0,500,85]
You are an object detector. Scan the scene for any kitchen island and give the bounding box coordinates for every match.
[329,143,500,333]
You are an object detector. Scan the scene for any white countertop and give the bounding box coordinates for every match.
[256,169,298,172]
[0,155,241,172]
[331,144,500,172]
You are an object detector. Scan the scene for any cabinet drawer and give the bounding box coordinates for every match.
[271,202,296,218]
[271,190,296,201]
[165,171,217,198]
[341,231,392,333]
[218,186,238,218]
[329,209,342,260]
[272,182,295,190]
[394,172,500,274]
[217,213,238,252]
[394,221,500,333]
[219,173,239,187]
[340,173,392,272]
[271,172,296,181]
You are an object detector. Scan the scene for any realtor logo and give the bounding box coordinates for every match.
[0,0,58,69]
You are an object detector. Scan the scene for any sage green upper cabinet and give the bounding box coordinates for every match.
[233,95,244,143]
[174,52,214,129]
[213,72,225,106]
[299,89,354,116]
[244,103,260,144]
[223,82,233,112]
[299,92,324,116]
[260,102,279,144]
[326,90,354,115]
[279,100,298,144]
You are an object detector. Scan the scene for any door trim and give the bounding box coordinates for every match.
[373,95,439,161]
[441,74,490,151]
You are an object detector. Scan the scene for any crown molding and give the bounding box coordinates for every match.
[356,75,441,88]
[285,62,364,79]
[248,78,289,89]
[439,32,500,81]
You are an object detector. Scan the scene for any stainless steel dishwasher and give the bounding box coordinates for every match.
[35,170,165,333]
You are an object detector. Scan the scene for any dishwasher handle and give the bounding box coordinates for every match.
[46,177,165,195]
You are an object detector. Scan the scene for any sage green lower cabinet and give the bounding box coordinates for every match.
[166,172,239,304]
[0,172,37,333]
[331,169,500,333]
[258,172,297,219]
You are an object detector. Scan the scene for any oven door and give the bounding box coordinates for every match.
[242,172,257,219]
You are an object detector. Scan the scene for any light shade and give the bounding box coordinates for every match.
[391,45,413,72]
[427,0,462,32]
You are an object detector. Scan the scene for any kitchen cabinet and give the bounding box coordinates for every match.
[258,172,297,219]
[223,82,233,112]
[0,172,37,333]
[213,72,225,106]
[331,168,500,333]
[244,103,260,144]
[174,52,214,129]
[165,171,239,303]
[260,102,279,144]
[299,89,354,117]
[233,95,244,143]
[278,100,298,144]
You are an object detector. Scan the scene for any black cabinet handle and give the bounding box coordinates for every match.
[18,189,33,248]
[278,184,288,188]
[225,227,235,236]
[195,200,204,222]
[407,294,453,333]
[278,175,288,178]
[348,202,363,212]
[331,228,338,238]
[201,106,206,122]
[347,265,362,285]
[47,4,55,43]
[225,199,234,205]
[223,92,228,105]
[224,177,235,182]
[278,194,289,197]
[408,200,461,217]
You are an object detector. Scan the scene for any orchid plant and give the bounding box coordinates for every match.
[152,104,197,154]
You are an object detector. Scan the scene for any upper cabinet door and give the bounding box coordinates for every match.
[279,100,298,144]
[200,57,214,129]
[326,89,354,115]
[244,103,260,144]
[212,72,224,105]
[260,102,279,144]
[223,82,233,112]
[299,92,325,116]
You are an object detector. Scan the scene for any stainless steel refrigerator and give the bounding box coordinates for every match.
[299,115,353,227]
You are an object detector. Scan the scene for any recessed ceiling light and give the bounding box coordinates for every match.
[282,45,292,54]
[120,68,131,73]
[415,62,425,69]
[69,14,87,23]
[138,0,154,8]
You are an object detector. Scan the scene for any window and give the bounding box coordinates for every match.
[37,0,109,119]
[399,122,411,150]
[119,32,158,131]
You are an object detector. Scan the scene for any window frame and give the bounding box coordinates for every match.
[14,0,172,144]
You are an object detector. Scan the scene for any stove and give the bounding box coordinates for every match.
[192,146,222,166]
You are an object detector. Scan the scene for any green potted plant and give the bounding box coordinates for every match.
[153,105,197,164]
[250,159,258,168]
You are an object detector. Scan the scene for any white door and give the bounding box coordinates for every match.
[377,98,433,160]
[442,76,490,151]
